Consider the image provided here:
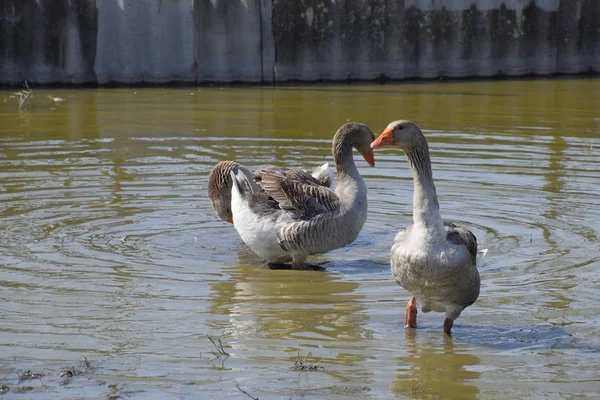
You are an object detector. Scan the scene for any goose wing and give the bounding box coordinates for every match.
[254,165,330,188]
[254,167,340,220]
[444,221,478,266]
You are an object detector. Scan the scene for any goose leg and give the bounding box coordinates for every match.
[405,296,417,328]
[443,318,454,334]
[291,254,315,271]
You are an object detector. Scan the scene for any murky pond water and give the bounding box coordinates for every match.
[1,79,600,399]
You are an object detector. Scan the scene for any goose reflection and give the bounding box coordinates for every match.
[208,263,367,341]
[391,332,481,399]
[206,260,373,380]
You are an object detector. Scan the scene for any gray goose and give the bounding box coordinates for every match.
[229,122,375,270]
[370,120,480,334]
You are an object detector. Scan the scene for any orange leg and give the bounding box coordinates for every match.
[443,318,454,334]
[405,296,417,328]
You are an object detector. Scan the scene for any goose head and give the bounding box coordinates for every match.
[208,160,237,223]
[333,122,376,167]
[370,120,423,151]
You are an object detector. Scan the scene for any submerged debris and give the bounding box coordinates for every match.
[4,357,97,395]
[60,357,94,383]
[10,386,34,394]
[17,369,43,382]
[14,81,33,111]
[207,335,230,358]
[293,350,324,372]
[236,383,259,400]
[412,379,432,395]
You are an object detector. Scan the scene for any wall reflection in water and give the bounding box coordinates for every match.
[2,79,599,143]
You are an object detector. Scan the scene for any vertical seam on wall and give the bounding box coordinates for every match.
[412,8,420,80]
[192,0,199,85]
[555,0,560,74]
[260,0,276,83]
[92,0,100,84]
[259,0,264,83]
[271,0,276,82]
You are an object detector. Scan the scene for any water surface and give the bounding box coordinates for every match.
[1,79,600,399]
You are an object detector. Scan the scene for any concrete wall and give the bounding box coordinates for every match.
[0,0,598,85]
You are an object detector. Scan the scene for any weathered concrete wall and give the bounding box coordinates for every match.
[273,0,599,80]
[193,0,274,83]
[1,0,97,83]
[95,1,195,83]
[0,0,598,85]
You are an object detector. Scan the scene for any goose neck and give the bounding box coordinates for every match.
[405,141,445,234]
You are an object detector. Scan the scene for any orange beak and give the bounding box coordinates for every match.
[370,128,395,148]
[362,148,375,167]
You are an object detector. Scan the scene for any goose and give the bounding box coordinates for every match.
[370,120,480,334]
[208,160,334,223]
[229,122,376,270]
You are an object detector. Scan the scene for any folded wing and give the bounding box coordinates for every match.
[254,167,340,220]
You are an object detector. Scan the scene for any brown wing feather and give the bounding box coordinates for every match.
[254,166,327,187]
[255,168,340,220]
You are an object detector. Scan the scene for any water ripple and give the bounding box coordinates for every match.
[1,83,600,399]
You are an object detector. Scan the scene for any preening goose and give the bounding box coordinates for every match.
[370,120,480,334]
[230,122,376,270]
[208,160,334,223]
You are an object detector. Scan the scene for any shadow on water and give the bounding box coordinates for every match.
[390,322,597,399]
[272,83,519,97]
[321,259,390,275]
[407,321,599,353]
[452,323,576,351]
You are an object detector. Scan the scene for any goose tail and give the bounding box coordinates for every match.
[311,162,336,189]
[476,247,489,268]
[230,169,253,198]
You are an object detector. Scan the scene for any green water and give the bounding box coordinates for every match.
[1,79,599,399]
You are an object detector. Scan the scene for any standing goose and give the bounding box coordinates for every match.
[230,122,376,270]
[370,120,480,334]
[208,161,334,223]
